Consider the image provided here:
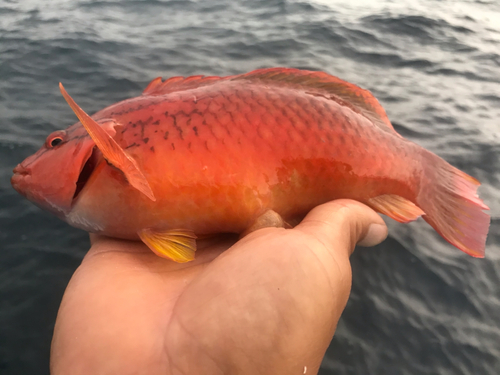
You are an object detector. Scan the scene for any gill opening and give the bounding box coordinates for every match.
[73,147,99,202]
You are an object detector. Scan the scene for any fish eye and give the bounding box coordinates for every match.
[46,131,66,148]
[51,137,63,147]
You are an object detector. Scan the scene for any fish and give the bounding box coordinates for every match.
[11,68,490,262]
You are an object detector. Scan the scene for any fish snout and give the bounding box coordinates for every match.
[13,163,30,176]
[11,163,31,195]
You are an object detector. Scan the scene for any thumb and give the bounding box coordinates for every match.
[295,199,388,257]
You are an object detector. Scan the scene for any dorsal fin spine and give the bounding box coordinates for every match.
[142,77,162,95]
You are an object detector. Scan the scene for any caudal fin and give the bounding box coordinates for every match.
[418,152,490,257]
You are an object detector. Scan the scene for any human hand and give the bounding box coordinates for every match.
[50,200,387,375]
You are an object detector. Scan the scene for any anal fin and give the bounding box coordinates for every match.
[138,228,197,263]
[368,194,425,223]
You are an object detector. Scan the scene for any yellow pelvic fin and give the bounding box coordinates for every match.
[59,83,156,201]
[138,228,197,263]
[368,194,425,223]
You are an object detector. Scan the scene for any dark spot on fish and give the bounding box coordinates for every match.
[176,110,194,118]
[125,142,139,149]
[138,120,146,138]
[132,123,137,128]
[153,119,160,125]
[339,135,346,145]
[171,143,175,150]
[227,111,236,124]
[143,138,149,144]
[150,146,155,152]
[193,126,198,136]
[164,111,169,117]
[172,116,184,140]
[154,130,158,133]
[164,131,169,140]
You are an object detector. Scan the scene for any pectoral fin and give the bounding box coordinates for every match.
[59,83,156,201]
[368,194,425,223]
[138,228,197,262]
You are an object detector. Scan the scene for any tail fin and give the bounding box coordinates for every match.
[418,152,490,257]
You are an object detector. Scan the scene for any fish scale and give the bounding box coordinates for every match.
[105,82,421,215]
[11,68,490,262]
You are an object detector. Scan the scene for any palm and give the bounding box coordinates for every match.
[50,201,387,375]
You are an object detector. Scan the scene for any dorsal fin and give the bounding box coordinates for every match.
[142,75,222,96]
[142,68,396,134]
[232,68,396,133]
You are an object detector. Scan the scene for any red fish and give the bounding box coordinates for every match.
[11,68,490,262]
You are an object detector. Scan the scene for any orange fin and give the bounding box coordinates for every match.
[418,152,490,257]
[368,194,425,223]
[138,228,197,262]
[59,83,156,201]
[232,68,397,134]
[142,77,163,94]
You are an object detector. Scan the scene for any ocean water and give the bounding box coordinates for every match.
[1,0,499,374]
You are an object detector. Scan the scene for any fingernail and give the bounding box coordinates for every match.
[357,224,388,247]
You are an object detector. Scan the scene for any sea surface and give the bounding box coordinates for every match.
[0,0,499,374]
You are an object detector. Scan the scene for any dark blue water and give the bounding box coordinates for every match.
[1,0,499,374]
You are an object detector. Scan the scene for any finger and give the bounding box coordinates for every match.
[295,199,388,257]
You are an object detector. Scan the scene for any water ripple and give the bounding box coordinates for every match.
[1,1,500,375]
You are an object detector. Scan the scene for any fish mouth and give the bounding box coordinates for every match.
[73,147,100,202]
[13,164,30,176]
[11,164,30,195]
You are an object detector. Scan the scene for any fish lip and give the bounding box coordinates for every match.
[13,163,30,176]
[11,164,30,195]
[11,173,22,192]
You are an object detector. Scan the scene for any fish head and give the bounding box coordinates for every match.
[11,123,99,218]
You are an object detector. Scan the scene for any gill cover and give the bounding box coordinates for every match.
[59,83,156,201]
[11,129,96,216]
